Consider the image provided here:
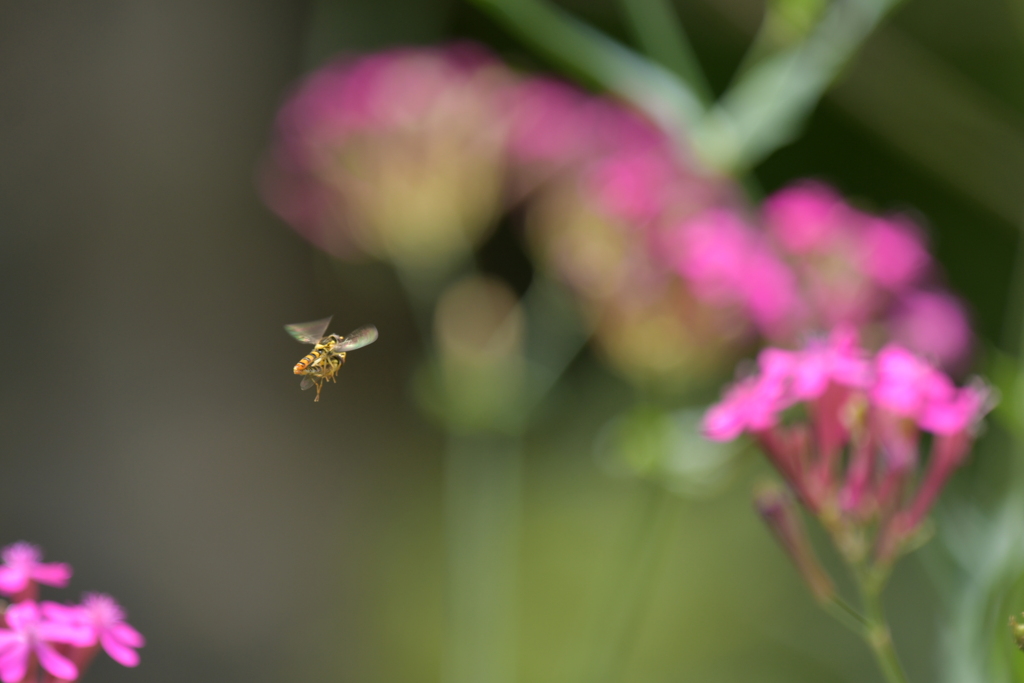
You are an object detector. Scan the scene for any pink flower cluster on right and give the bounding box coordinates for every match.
[761,182,972,370]
[703,329,993,562]
[658,182,973,372]
[0,543,143,683]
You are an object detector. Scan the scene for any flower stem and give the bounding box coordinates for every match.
[858,578,911,683]
[443,433,522,683]
[576,484,677,683]
[820,593,870,635]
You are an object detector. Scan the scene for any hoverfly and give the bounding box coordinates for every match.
[284,316,378,401]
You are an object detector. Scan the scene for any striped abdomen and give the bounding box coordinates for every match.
[293,351,319,374]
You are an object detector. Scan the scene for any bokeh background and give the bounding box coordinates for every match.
[0,0,1022,681]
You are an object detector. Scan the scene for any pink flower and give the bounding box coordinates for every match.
[763,182,849,253]
[0,543,71,596]
[919,379,992,436]
[0,602,91,683]
[504,78,592,165]
[588,147,679,225]
[859,216,930,291]
[870,345,953,420]
[760,327,872,401]
[666,209,803,336]
[263,44,511,267]
[702,372,790,441]
[889,290,973,372]
[43,594,145,668]
[738,248,805,337]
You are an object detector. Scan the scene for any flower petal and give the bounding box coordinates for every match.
[4,602,40,631]
[0,633,22,659]
[35,641,78,680]
[30,563,72,588]
[0,643,28,683]
[101,631,140,667]
[40,602,85,624]
[110,622,145,648]
[38,620,94,647]
[0,568,27,595]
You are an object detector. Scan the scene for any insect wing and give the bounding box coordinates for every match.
[336,325,379,352]
[285,316,333,344]
[300,376,315,391]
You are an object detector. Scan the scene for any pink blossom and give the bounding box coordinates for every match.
[702,372,790,441]
[0,543,71,596]
[760,327,872,402]
[504,78,592,165]
[263,44,510,266]
[763,182,849,253]
[889,290,973,372]
[871,345,953,420]
[666,209,802,336]
[738,248,805,337]
[858,216,930,291]
[667,209,753,300]
[43,595,145,668]
[0,602,91,683]
[588,147,679,225]
[918,379,992,436]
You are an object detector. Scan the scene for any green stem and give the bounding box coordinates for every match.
[691,0,906,172]
[618,0,714,105]
[821,594,871,635]
[465,0,704,138]
[858,579,912,683]
[444,433,523,683]
[576,484,677,683]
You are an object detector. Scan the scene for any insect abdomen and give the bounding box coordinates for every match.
[294,353,318,374]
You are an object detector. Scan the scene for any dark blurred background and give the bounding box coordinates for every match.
[0,1,1020,682]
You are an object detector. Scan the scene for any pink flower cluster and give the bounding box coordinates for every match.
[264,44,513,268]
[0,543,143,683]
[264,43,974,383]
[762,182,972,369]
[703,330,992,561]
[655,183,972,371]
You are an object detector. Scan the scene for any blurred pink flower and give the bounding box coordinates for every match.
[763,181,849,253]
[759,181,972,370]
[263,43,511,269]
[665,209,803,337]
[888,290,973,372]
[0,602,91,683]
[504,78,591,166]
[871,344,953,421]
[918,378,991,436]
[0,543,71,597]
[859,216,930,291]
[43,594,145,668]
[587,147,681,225]
[702,372,790,441]
[758,327,871,401]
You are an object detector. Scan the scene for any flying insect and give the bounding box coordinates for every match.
[284,316,378,401]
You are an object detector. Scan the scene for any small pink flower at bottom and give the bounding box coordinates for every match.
[0,601,91,683]
[43,594,145,668]
[0,543,72,596]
